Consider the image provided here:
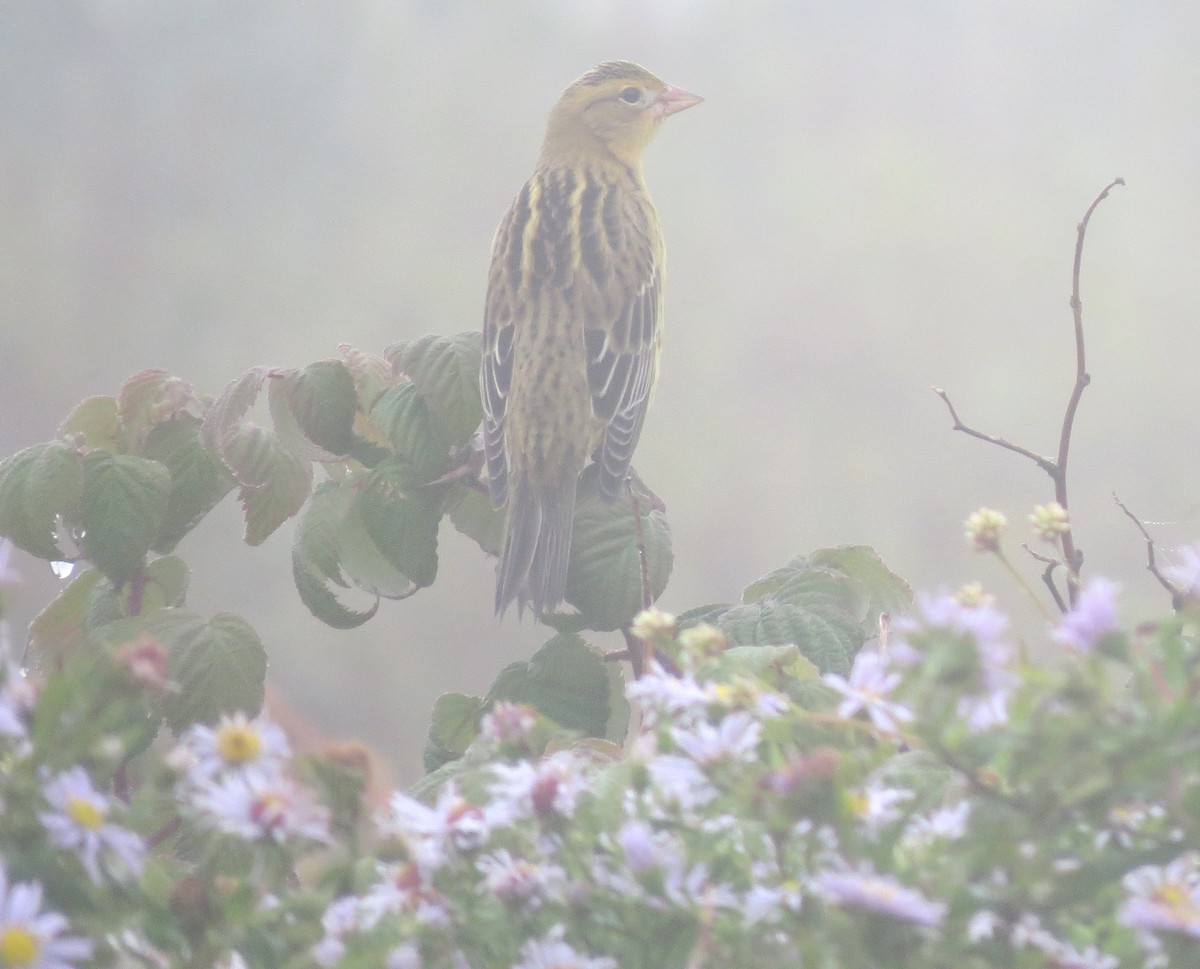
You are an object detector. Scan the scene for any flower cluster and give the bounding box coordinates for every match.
[6,544,1200,966]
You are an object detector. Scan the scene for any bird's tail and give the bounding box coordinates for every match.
[495,473,576,618]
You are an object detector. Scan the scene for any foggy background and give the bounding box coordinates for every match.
[4,2,1199,782]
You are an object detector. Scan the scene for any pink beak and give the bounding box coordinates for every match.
[654,83,704,118]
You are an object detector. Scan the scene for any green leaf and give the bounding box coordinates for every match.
[423,692,484,772]
[137,555,190,613]
[370,382,450,482]
[808,545,913,621]
[385,332,483,444]
[339,345,396,411]
[87,610,266,732]
[229,427,314,546]
[268,360,360,459]
[59,396,119,451]
[0,440,85,560]
[447,485,503,556]
[80,452,171,584]
[676,603,733,630]
[603,662,631,744]
[114,369,199,453]
[714,601,855,675]
[565,466,673,632]
[165,612,266,730]
[744,545,911,634]
[708,643,820,684]
[143,416,235,553]
[200,367,268,462]
[292,482,378,628]
[354,459,440,590]
[26,568,104,669]
[484,632,611,737]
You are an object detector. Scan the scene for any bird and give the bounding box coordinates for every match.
[480,61,702,618]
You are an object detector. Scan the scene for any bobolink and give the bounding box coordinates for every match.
[481,61,701,617]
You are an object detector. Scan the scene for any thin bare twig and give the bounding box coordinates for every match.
[933,388,1056,475]
[935,177,1124,610]
[1056,177,1126,591]
[1113,493,1182,608]
[1021,543,1068,613]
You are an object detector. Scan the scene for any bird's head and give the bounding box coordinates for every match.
[541,61,702,167]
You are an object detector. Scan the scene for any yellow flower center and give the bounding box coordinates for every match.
[66,795,104,831]
[0,925,40,967]
[217,724,262,765]
[1156,883,1200,919]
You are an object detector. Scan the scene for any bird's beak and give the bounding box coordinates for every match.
[654,84,704,118]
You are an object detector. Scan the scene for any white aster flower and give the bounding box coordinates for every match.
[38,767,146,884]
[378,785,490,875]
[0,865,93,969]
[511,924,616,969]
[1119,854,1200,938]
[642,754,718,816]
[488,751,585,824]
[670,710,762,766]
[191,769,330,845]
[906,800,971,844]
[476,850,566,911]
[852,783,913,834]
[823,651,914,734]
[173,712,291,787]
[812,864,945,927]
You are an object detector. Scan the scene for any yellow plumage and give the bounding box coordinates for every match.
[481,61,701,617]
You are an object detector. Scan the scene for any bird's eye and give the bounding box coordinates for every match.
[618,86,642,105]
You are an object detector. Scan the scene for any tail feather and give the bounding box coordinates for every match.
[495,476,576,618]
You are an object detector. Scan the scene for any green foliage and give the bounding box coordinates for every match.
[0,333,684,637]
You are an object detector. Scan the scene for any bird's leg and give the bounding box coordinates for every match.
[423,442,487,492]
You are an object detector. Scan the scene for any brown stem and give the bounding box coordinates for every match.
[1056,177,1125,599]
[1113,493,1182,608]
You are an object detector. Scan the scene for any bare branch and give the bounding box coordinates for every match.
[933,387,1058,475]
[1021,543,1068,613]
[1113,493,1182,608]
[1055,177,1126,594]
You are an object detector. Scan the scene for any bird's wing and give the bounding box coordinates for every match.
[584,213,662,502]
[481,193,524,510]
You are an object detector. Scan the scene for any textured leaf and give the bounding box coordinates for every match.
[715,601,855,675]
[26,568,104,669]
[229,428,313,546]
[200,366,271,473]
[370,382,450,482]
[0,440,85,560]
[58,396,119,451]
[485,633,611,737]
[268,360,359,460]
[424,692,484,772]
[603,662,631,744]
[566,466,672,632]
[117,370,194,450]
[136,555,190,613]
[447,485,503,556]
[292,482,378,628]
[339,344,395,411]
[143,416,235,553]
[808,545,913,622]
[144,610,265,731]
[743,545,911,634]
[386,332,484,445]
[676,603,733,630]
[80,452,171,584]
[354,459,439,590]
